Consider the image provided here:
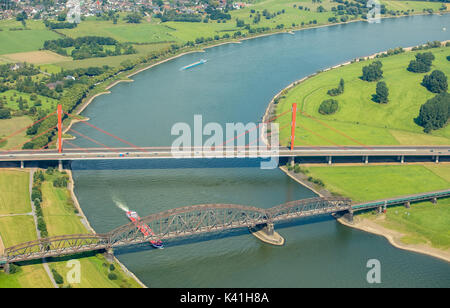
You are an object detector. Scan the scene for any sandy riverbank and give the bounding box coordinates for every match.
[280,165,450,263]
[338,215,450,263]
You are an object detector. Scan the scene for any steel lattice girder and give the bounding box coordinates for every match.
[2,198,351,262]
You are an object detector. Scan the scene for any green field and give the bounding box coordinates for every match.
[379,198,450,248]
[305,164,450,202]
[0,170,31,214]
[2,90,59,113]
[0,214,54,288]
[382,0,446,12]
[0,20,62,55]
[0,116,33,150]
[39,171,141,288]
[41,181,86,237]
[275,46,450,146]
[301,164,450,248]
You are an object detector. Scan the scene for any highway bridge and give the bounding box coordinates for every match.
[1,146,449,164]
[1,189,449,267]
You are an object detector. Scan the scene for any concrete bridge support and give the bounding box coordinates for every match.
[20,161,24,169]
[405,202,411,209]
[342,209,354,223]
[104,248,114,263]
[364,156,369,164]
[431,198,437,205]
[288,157,295,167]
[327,156,332,165]
[399,155,405,164]
[435,156,439,164]
[250,223,285,246]
[58,160,63,172]
[3,263,9,275]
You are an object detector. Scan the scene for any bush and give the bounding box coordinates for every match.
[108,273,118,280]
[53,176,68,188]
[8,263,20,274]
[31,187,42,202]
[109,264,115,271]
[0,109,11,119]
[422,70,448,93]
[327,78,344,96]
[319,99,339,115]
[52,268,64,285]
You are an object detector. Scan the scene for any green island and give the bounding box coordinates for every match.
[0,168,142,288]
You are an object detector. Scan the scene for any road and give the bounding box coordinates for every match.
[0,146,449,162]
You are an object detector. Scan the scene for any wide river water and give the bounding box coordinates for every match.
[71,15,450,287]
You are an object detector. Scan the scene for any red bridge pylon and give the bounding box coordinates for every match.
[290,103,297,151]
[57,104,62,153]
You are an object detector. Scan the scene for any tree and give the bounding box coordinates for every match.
[0,109,11,119]
[328,78,344,96]
[125,12,143,24]
[319,99,339,115]
[375,81,389,103]
[417,92,450,133]
[407,52,435,73]
[422,70,448,93]
[361,61,383,82]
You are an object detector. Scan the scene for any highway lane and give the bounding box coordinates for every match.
[0,146,449,161]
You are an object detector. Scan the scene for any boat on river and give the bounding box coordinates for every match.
[180,59,207,70]
[126,211,164,249]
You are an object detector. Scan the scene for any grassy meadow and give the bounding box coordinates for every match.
[275,46,450,146]
[300,164,450,248]
[0,169,54,288]
[39,171,141,288]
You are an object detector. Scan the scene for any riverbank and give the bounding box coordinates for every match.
[337,215,450,263]
[282,163,450,263]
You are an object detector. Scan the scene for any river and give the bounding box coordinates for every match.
[70,14,450,287]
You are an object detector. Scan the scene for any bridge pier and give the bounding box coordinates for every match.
[104,248,114,263]
[250,223,284,246]
[20,161,24,169]
[435,156,439,164]
[377,205,382,214]
[364,156,369,164]
[342,209,354,223]
[58,160,63,172]
[400,155,405,164]
[288,157,295,167]
[3,263,9,275]
[404,202,410,209]
[327,156,332,165]
[431,198,437,205]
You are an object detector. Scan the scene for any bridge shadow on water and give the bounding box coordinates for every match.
[70,157,289,171]
[113,214,335,257]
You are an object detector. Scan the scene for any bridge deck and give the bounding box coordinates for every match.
[0,146,449,162]
[352,189,450,211]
